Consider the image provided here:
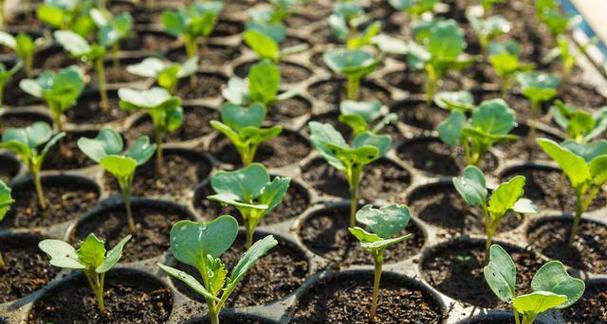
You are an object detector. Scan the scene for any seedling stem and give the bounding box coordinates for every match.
[347,164,363,227]
[425,65,438,104]
[117,175,136,234]
[0,251,5,269]
[30,161,46,209]
[84,268,107,315]
[370,250,383,322]
[346,76,361,100]
[95,58,110,111]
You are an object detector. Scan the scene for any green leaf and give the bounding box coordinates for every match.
[243,29,280,61]
[77,128,124,162]
[434,91,474,112]
[258,176,291,214]
[483,244,516,302]
[222,77,250,105]
[100,155,137,178]
[170,217,239,267]
[355,204,411,238]
[157,263,219,301]
[37,4,66,28]
[2,121,53,149]
[220,102,266,131]
[118,87,176,109]
[536,138,590,188]
[372,34,408,55]
[339,114,369,134]
[438,111,466,146]
[531,261,585,309]
[309,121,348,170]
[161,10,186,36]
[327,143,381,168]
[452,165,487,207]
[512,291,568,316]
[53,30,91,57]
[323,49,378,78]
[0,181,13,220]
[226,235,277,294]
[561,140,607,162]
[427,19,465,60]
[248,60,280,106]
[39,239,85,269]
[349,226,382,243]
[127,136,156,165]
[589,155,607,186]
[340,100,383,123]
[512,198,539,214]
[127,57,169,78]
[210,163,270,202]
[205,256,227,296]
[488,175,525,218]
[0,31,16,49]
[352,131,391,157]
[517,71,560,103]
[96,235,131,273]
[77,233,106,269]
[471,99,516,135]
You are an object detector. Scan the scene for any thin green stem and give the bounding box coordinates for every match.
[347,165,362,227]
[209,309,220,324]
[184,34,198,59]
[514,310,521,324]
[370,251,384,322]
[244,217,256,249]
[0,251,5,269]
[95,57,110,112]
[521,314,536,324]
[84,270,106,314]
[24,54,33,78]
[119,176,136,234]
[49,103,64,132]
[32,164,47,209]
[240,143,258,167]
[425,66,438,104]
[346,76,360,100]
[0,83,5,107]
[0,0,4,29]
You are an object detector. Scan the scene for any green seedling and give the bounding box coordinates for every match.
[37,0,95,35]
[516,71,560,138]
[488,40,534,95]
[0,181,14,269]
[480,0,506,14]
[19,65,84,131]
[0,32,44,77]
[157,217,277,324]
[433,90,475,112]
[0,62,22,106]
[484,244,584,324]
[0,122,65,209]
[536,138,607,244]
[78,128,156,233]
[349,204,413,321]
[309,121,391,226]
[161,1,224,59]
[118,87,183,174]
[39,234,131,315]
[90,9,133,73]
[551,100,607,144]
[126,56,198,94]
[338,99,396,136]
[388,0,438,21]
[208,163,290,248]
[466,11,510,54]
[329,1,381,49]
[323,48,379,100]
[242,28,308,63]
[407,19,473,103]
[248,0,307,25]
[453,165,538,255]
[438,98,518,166]
[210,102,282,166]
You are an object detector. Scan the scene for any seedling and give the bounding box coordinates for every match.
[37,0,95,35]
[480,0,506,14]
[388,0,438,21]
[536,138,607,244]
[78,128,156,233]
[0,62,22,106]
[90,9,133,73]
[210,102,282,166]
[407,19,473,103]
[118,87,183,174]
[453,165,538,255]
[309,121,391,226]
[488,40,534,95]
[0,181,14,269]
[39,234,131,314]
[0,32,44,77]
[126,57,198,94]
[348,204,413,321]
[329,1,381,49]
[242,28,308,63]
[0,122,65,209]
[517,71,560,138]
[323,48,379,100]
[551,100,607,144]
[338,99,397,136]
[466,11,510,54]
[208,163,290,248]
[157,217,277,324]
[19,65,84,131]
[484,244,584,324]
[438,98,518,166]
[248,0,306,25]
[161,1,224,59]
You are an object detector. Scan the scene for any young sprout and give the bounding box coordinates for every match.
[309,121,391,226]
[39,234,132,315]
[329,1,382,49]
[338,99,396,136]
[157,217,277,324]
[37,0,95,35]
[551,100,607,144]
[78,128,156,233]
[438,98,518,166]
[516,71,560,138]
[484,244,584,324]
[161,1,224,59]
[90,9,133,73]
[0,181,14,269]
[19,65,84,131]
[536,138,607,244]
[0,62,22,106]
[126,57,198,94]
[466,10,510,55]
[323,48,379,100]
[118,87,183,174]
[248,0,306,25]
[453,165,538,255]
[0,31,44,77]
[210,102,282,166]
[388,0,438,21]
[480,0,506,14]
[207,163,290,248]
[242,27,308,63]
[488,40,534,95]
[0,122,65,209]
[348,204,412,322]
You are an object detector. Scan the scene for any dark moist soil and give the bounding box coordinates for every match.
[474,91,546,122]
[0,112,52,131]
[176,72,228,100]
[67,93,129,124]
[290,272,444,323]
[211,19,245,37]
[558,78,607,109]
[394,99,450,131]
[500,166,606,212]
[422,240,544,308]
[103,152,212,199]
[3,82,41,106]
[89,60,143,85]
[34,46,77,69]
[120,31,178,53]
[28,270,173,324]
[43,131,98,170]
[383,69,467,94]
[308,79,392,105]
[1,178,99,228]
[495,124,559,161]
[0,235,57,303]
[301,157,411,202]
[166,44,242,67]
[234,61,312,84]
[125,105,219,143]
[73,203,190,263]
[562,281,607,323]
[195,180,310,225]
[406,182,523,236]
[299,205,424,267]
[190,314,274,324]
[172,233,308,307]
[396,137,498,176]
[527,218,607,274]
[267,96,312,124]
[208,130,310,169]
[0,154,20,183]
